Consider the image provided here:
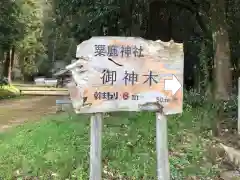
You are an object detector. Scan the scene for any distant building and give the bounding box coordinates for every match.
[53,68,72,87]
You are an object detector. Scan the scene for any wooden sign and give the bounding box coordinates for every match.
[67,37,183,115]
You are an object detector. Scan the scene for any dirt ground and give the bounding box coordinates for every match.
[0,96,59,131]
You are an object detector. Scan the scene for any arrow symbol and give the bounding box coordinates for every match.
[164,75,181,95]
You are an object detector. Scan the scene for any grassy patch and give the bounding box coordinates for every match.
[0,108,220,179]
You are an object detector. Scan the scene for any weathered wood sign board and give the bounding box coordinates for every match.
[66,37,183,115]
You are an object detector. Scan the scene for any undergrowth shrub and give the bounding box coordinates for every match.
[0,84,20,100]
[184,89,238,132]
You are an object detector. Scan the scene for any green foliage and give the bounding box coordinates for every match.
[0,85,20,100]
[0,0,25,48]
[0,0,49,78]
[16,0,46,76]
[53,0,148,39]
[0,77,20,99]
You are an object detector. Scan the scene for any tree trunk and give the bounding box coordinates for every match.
[8,46,15,83]
[211,0,231,100]
[3,49,11,79]
[210,0,231,136]
[148,1,171,41]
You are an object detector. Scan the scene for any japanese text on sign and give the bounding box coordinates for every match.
[101,70,159,86]
[94,45,144,57]
[67,37,184,115]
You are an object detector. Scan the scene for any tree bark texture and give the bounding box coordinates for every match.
[211,0,231,100]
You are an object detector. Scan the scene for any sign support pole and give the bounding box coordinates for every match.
[156,110,170,180]
[90,113,102,180]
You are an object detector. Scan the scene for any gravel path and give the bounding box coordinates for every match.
[0,96,58,131]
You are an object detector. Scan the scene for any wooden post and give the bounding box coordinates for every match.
[90,113,102,180]
[238,77,240,134]
[156,112,170,180]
